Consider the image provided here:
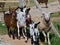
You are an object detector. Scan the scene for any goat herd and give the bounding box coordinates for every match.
[3,5,52,45]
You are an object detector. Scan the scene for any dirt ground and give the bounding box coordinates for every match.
[0,35,44,45]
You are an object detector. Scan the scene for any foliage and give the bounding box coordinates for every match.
[51,12,60,17]
[51,34,60,45]
[50,22,60,45]
[0,22,7,35]
[48,0,55,3]
[53,22,60,33]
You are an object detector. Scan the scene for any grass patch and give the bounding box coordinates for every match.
[53,22,60,33]
[29,0,35,7]
[0,22,7,35]
[48,0,55,2]
[51,34,60,45]
[51,12,60,17]
[50,22,60,45]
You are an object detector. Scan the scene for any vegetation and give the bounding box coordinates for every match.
[51,12,60,17]
[51,34,60,45]
[0,22,7,35]
[50,22,60,45]
[48,0,55,3]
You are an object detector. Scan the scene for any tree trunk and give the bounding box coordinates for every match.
[19,0,26,7]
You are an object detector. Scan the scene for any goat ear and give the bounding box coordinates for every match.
[26,8,30,15]
[35,22,40,26]
[28,8,30,11]
[26,8,30,12]
[50,12,54,14]
[34,22,40,28]
[36,22,40,25]
[24,5,26,8]
[9,7,12,13]
[15,6,20,11]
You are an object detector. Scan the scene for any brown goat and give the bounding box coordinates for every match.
[3,11,12,38]
[3,7,18,39]
[37,0,48,8]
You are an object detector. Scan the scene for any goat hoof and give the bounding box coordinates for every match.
[13,38,15,40]
[48,43,51,45]
[31,44,33,45]
[46,6,48,8]
[48,41,51,45]
[9,35,11,38]
[18,37,20,40]
[13,36,15,40]
[23,36,25,39]
[25,40,27,43]
[13,37,15,40]
[16,36,18,39]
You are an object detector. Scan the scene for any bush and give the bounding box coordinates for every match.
[51,12,60,17]
[0,22,7,35]
[51,34,60,45]
[51,22,60,45]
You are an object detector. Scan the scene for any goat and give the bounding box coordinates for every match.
[30,22,40,45]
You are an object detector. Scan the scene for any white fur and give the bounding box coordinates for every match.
[23,8,26,15]
[42,11,51,45]
[30,23,40,41]
[42,11,51,21]
[44,12,50,20]
[16,11,26,26]
[30,23,34,36]
[16,8,27,41]
[5,11,10,14]
[17,22,20,37]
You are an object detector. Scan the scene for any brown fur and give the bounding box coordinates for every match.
[37,0,48,8]
[3,8,17,39]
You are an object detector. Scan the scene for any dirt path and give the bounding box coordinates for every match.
[0,35,44,45]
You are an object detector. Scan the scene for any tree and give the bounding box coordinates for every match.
[19,0,26,7]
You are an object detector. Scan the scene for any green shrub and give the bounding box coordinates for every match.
[53,22,60,33]
[51,12,60,17]
[0,22,7,35]
[51,34,60,45]
[51,22,60,45]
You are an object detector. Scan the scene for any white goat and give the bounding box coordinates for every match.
[30,22,40,45]
[16,7,27,42]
